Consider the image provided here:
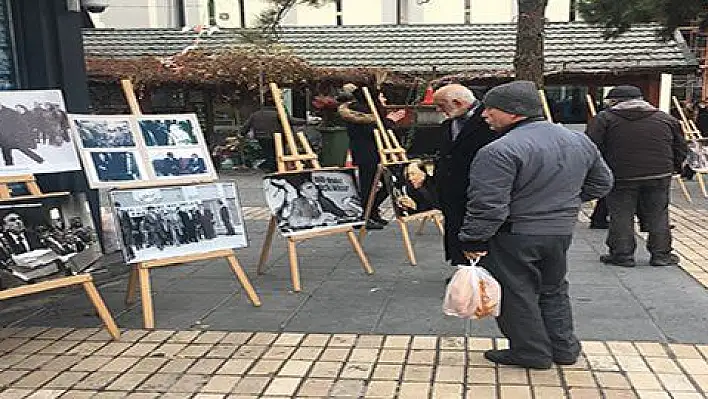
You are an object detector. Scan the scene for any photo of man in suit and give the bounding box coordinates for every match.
[1,213,45,255]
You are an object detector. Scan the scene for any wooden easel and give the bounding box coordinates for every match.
[120,79,261,329]
[0,176,120,340]
[539,89,554,123]
[256,83,373,292]
[357,87,443,266]
[672,96,708,198]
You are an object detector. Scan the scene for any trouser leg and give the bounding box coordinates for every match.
[357,163,381,217]
[257,137,276,171]
[537,235,581,361]
[638,178,672,257]
[605,182,639,259]
[589,197,608,226]
[487,234,553,363]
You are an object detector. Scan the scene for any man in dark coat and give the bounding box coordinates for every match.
[1,213,45,254]
[459,81,613,369]
[432,84,498,266]
[218,200,236,235]
[586,85,687,267]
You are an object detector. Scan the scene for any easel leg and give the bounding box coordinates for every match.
[82,279,120,340]
[697,172,708,198]
[125,264,138,305]
[257,217,277,275]
[287,239,301,292]
[359,166,384,242]
[433,215,444,235]
[346,230,374,275]
[138,267,155,329]
[226,255,262,307]
[415,217,428,235]
[397,219,417,266]
[675,175,693,203]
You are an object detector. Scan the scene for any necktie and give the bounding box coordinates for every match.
[18,234,29,252]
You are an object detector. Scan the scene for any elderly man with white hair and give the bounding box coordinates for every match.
[432,84,498,272]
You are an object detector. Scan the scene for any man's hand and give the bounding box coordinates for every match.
[463,251,487,261]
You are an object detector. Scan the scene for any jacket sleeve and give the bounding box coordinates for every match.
[585,112,607,152]
[338,102,377,124]
[669,118,688,172]
[580,150,614,202]
[457,146,517,252]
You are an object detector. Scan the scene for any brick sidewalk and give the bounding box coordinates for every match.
[1,327,707,398]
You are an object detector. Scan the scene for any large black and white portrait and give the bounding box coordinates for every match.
[138,115,200,147]
[110,183,247,264]
[88,151,146,185]
[72,116,136,148]
[148,147,216,180]
[263,168,364,236]
[0,194,101,284]
[0,90,81,176]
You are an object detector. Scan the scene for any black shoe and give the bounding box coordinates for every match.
[553,355,578,365]
[483,349,552,370]
[650,253,680,266]
[589,222,609,229]
[364,220,384,230]
[445,276,452,285]
[600,254,636,267]
[370,214,389,226]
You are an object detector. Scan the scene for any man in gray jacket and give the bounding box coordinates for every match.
[459,81,613,369]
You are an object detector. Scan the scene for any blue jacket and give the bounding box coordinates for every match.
[458,118,613,251]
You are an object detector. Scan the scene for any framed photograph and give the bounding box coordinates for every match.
[85,151,149,187]
[69,113,215,189]
[263,168,364,236]
[137,115,200,146]
[72,116,136,148]
[109,182,247,264]
[147,147,217,181]
[687,139,708,172]
[0,193,102,283]
[0,90,81,176]
[382,161,439,218]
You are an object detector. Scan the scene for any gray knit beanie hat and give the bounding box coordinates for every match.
[482,81,544,117]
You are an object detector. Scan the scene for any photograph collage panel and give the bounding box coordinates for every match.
[687,138,708,172]
[70,113,217,188]
[382,160,439,218]
[0,90,81,176]
[0,194,102,284]
[263,168,364,236]
[137,115,217,182]
[109,182,247,264]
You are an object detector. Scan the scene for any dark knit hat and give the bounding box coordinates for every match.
[605,85,643,100]
[482,81,544,117]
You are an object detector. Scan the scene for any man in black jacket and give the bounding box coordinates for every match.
[432,84,498,266]
[587,86,687,267]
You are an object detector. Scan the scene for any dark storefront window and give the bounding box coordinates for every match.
[0,0,17,89]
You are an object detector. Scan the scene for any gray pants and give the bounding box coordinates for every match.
[487,232,580,363]
[605,177,672,259]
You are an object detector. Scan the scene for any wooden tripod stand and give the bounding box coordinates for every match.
[257,83,373,292]
[120,79,261,329]
[0,175,120,340]
[357,87,443,266]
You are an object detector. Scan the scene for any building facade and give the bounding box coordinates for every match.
[90,0,578,28]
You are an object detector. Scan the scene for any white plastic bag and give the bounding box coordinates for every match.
[443,261,502,320]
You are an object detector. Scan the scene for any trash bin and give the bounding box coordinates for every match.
[318,126,349,167]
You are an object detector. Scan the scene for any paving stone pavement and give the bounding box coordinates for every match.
[1,170,707,398]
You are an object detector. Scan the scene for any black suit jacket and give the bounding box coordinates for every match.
[2,231,45,255]
[434,104,499,262]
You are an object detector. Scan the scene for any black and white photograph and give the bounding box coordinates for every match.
[263,168,364,236]
[71,116,136,148]
[109,183,247,264]
[88,151,146,185]
[0,194,102,284]
[138,115,200,146]
[687,138,708,172]
[382,161,439,218]
[0,90,81,176]
[148,147,216,180]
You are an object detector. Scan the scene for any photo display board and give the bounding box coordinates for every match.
[69,113,217,189]
[0,193,102,284]
[0,90,81,176]
[263,168,365,236]
[381,160,439,218]
[109,182,247,264]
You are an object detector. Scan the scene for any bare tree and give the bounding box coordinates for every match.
[514,0,549,86]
